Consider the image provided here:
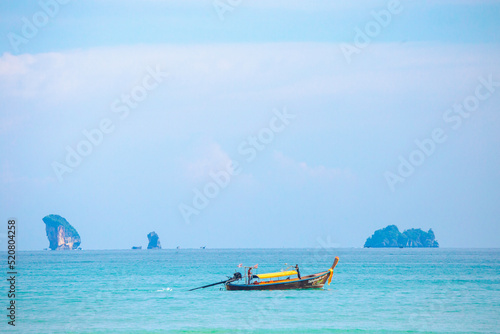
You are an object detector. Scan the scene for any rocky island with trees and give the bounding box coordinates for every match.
[43,214,164,250]
[43,214,81,250]
[364,225,439,248]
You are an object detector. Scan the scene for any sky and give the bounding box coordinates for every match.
[1,0,499,250]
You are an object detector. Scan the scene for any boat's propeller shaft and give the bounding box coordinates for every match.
[188,272,242,291]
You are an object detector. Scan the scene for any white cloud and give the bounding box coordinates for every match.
[0,52,35,76]
[1,42,498,103]
[214,0,499,11]
[0,161,55,185]
[182,139,234,182]
[0,113,31,135]
[1,42,498,139]
[273,151,354,182]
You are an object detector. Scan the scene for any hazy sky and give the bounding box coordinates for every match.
[1,0,499,250]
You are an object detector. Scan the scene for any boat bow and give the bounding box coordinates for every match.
[328,256,340,285]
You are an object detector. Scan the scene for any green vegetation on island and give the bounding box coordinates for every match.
[42,214,81,250]
[364,225,439,248]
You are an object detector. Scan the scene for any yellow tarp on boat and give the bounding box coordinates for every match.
[256,270,298,279]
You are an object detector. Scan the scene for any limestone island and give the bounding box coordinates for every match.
[147,231,161,249]
[364,225,439,248]
[42,214,81,250]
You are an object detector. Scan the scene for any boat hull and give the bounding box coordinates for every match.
[225,271,330,291]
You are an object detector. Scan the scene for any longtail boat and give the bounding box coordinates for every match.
[189,257,339,291]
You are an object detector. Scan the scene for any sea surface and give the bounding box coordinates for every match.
[1,248,499,333]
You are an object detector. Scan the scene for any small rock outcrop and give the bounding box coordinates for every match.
[147,231,161,249]
[42,214,81,250]
[364,225,439,248]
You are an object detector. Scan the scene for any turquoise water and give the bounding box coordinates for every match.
[2,248,499,333]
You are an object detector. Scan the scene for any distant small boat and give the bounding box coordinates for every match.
[190,257,339,291]
[200,246,206,249]
[132,246,142,250]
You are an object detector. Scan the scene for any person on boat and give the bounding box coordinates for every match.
[295,264,301,279]
[247,267,253,284]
